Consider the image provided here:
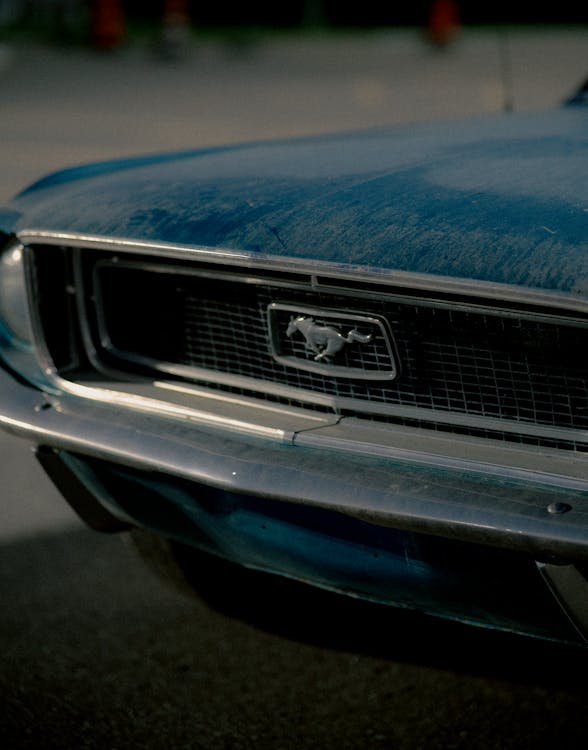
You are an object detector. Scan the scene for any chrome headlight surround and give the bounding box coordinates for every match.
[0,238,50,388]
[0,241,34,346]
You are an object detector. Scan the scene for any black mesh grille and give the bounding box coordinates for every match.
[95,263,588,433]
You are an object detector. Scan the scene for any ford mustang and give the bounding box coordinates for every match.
[1,84,588,645]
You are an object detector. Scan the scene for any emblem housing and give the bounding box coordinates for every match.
[268,303,399,381]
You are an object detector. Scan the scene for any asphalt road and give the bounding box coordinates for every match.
[1,26,588,749]
[2,526,588,750]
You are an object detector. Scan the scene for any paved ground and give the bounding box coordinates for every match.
[3,526,588,750]
[1,25,588,749]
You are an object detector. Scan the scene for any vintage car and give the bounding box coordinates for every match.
[1,88,588,646]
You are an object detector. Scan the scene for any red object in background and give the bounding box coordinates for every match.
[162,0,190,27]
[426,0,461,47]
[91,0,125,50]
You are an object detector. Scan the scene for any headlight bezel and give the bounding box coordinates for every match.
[0,238,50,388]
[0,240,35,348]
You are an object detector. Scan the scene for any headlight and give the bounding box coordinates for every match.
[0,242,34,346]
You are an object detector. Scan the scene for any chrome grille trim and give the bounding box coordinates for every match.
[19,230,588,317]
[21,232,588,451]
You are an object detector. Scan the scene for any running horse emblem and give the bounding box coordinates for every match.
[286,315,372,362]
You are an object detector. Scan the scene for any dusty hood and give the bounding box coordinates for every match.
[4,106,588,295]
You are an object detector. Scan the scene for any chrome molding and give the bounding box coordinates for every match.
[18,230,588,317]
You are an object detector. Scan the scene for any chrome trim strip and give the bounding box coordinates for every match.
[46,379,294,441]
[155,380,328,421]
[65,364,342,410]
[18,230,588,316]
[80,252,588,328]
[42,367,588,445]
[296,423,588,491]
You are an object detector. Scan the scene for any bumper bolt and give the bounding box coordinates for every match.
[547,502,572,515]
[34,401,52,413]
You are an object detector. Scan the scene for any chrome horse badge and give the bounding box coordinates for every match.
[286,315,372,362]
[267,303,398,380]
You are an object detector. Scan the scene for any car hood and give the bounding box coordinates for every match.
[3,107,588,295]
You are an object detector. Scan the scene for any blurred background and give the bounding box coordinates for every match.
[0,2,587,205]
[0,1,586,43]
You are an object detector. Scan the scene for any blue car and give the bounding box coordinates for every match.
[1,84,588,646]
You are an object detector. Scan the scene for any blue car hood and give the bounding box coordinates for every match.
[4,107,588,295]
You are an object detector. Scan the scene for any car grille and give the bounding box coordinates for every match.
[31,246,588,449]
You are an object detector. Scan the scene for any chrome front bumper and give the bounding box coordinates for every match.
[1,361,588,565]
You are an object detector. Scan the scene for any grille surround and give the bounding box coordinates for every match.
[29,242,588,451]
